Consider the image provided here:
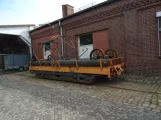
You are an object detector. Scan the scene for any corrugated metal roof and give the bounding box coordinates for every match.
[0,24,35,28]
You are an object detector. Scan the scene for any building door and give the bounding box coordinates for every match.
[78,33,93,59]
[37,43,43,59]
[93,30,109,51]
[43,42,51,59]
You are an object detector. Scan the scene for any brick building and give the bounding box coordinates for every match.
[30,0,161,75]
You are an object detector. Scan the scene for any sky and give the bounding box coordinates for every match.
[0,0,106,25]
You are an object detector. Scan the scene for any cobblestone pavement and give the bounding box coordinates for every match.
[0,72,161,120]
[124,75,161,85]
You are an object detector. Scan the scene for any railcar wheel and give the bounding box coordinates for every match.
[19,66,24,71]
[90,49,105,60]
[85,75,95,85]
[105,49,117,58]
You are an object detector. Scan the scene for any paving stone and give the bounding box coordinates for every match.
[145,108,152,111]
[123,103,129,105]
[152,99,157,102]
[152,101,157,104]
[144,99,150,102]
[152,109,161,113]
[138,106,144,109]
[143,101,150,104]
[143,104,150,107]
[157,91,161,94]
[156,106,161,110]
[132,102,138,105]
[0,73,161,120]
[138,100,144,104]
[158,100,161,103]
[129,99,133,102]
[150,104,157,109]
[147,94,153,97]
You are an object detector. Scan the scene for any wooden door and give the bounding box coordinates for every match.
[37,43,43,59]
[93,30,109,51]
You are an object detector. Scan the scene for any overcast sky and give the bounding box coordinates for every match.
[0,0,106,25]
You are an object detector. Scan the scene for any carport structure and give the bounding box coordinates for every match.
[0,24,34,70]
[0,33,30,54]
[0,33,31,70]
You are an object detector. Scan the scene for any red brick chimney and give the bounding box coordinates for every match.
[62,4,74,17]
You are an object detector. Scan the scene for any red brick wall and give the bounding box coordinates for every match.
[61,0,161,75]
[30,0,161,75]
[30,24,60,59]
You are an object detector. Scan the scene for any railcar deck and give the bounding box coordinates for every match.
[29,58,124,84]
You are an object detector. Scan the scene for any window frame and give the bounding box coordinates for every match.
[43,42,51,52]
[79,33,93,46]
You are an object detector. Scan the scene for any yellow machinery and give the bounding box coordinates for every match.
[29,49,125,84]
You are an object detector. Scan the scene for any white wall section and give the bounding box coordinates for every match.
[0,25,34,44]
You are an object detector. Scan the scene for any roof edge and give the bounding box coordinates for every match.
[0,24,35,27]
[30,0,119,33]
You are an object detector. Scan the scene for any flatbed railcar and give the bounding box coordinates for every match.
[29,49,125,84]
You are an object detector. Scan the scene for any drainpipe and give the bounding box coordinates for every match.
[158,18,161,59]
[59,20,64,58]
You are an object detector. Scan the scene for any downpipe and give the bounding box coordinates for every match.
[158,18,161,59]
[59,20,64,58]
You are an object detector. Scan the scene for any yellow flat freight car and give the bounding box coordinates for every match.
[29,49,125,84]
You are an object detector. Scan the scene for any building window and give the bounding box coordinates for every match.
[43,42,51,51]
[79,33,93,45]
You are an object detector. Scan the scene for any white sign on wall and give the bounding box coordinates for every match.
[156,11,161,17]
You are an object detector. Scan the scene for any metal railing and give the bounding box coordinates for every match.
[74,1,96,13]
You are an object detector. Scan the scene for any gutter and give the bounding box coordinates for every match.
[59,20,64,58]
[19,35,32,58]
[19,35,31,46]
